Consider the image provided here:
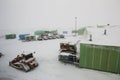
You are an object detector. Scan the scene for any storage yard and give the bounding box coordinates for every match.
[0,26,120,80]
[0,0,120,80]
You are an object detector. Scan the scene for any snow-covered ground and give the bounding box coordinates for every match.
[0,36,120,80]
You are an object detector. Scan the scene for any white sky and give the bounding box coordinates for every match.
[0,0,120,32]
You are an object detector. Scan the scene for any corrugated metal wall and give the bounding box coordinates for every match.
[80,43,120,74]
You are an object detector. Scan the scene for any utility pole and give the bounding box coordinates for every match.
[75,17,77,36]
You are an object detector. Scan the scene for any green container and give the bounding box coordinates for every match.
[80,43,120,74]
[34,30,46,35]
[85,45,93,68]
[79,44,86,68]
[100,47,109,72]
[5,34,16,39]
[93,47,101,70]
[118,53,120,74]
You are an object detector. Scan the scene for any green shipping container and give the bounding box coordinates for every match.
[92,46,101,70]
[118,53,120,74]
[100,47,109,72]
[34,30,46,35]
[5,34,16,39]
[85,45,93,68]
[80,43,120,74]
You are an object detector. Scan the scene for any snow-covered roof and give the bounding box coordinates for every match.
[81,25,120,47]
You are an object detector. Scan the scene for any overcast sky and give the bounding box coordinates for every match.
[0,0,120,33]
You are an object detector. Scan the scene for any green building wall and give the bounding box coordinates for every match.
[79,43,120,74]
[77,27,87,35]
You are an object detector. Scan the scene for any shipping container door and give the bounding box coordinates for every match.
[86,45,93,69]
[93,47,101,70]
[80,44,86,67]
[118,53,120,74]
[100,47,109,72]
[107,48,118,73]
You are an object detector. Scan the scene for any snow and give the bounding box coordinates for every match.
[59,52,71,56]
[81,25,120,47]
[0,36,120,80]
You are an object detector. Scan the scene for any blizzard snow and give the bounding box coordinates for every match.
[0,35,120,80]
